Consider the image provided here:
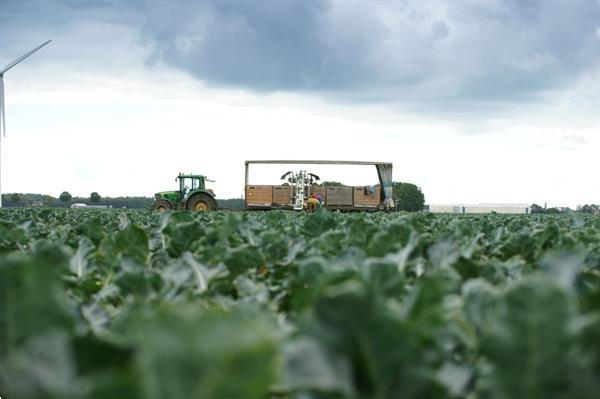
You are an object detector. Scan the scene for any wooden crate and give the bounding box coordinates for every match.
[246,185,273,205]
[326,186,353,206]
[311,186,327,204]
[273,185,292,205]
[354,185,381,207]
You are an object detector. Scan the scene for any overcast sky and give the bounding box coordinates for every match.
[0,0,598,207]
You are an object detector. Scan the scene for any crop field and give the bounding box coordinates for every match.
[1,208,599,399]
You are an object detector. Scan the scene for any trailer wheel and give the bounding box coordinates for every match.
[152,198,173,212]
[187,193,216,212]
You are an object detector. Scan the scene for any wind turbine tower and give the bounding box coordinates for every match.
[0,40,52,207]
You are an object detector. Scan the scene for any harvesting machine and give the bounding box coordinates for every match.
[244,160,395,211]
[152,173,217,212]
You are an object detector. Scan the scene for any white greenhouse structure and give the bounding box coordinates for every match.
[428,203,530,214]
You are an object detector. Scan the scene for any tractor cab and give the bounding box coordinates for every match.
[178,174,206,198]
[152,173,217,212]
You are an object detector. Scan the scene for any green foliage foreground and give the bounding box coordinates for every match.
[0,208,599,399]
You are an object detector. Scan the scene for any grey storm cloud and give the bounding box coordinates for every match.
[1,0,598,112]
[139,0,599,108]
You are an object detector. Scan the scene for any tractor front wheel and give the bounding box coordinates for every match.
[152,198,173,212]
[187,193,217,212]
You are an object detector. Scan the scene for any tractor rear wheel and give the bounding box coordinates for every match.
[187,193,216,212]
[152,198,173,212]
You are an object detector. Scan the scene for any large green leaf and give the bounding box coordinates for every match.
[126,305,280,399]
[0,243,75,353]
[480,276,573,399]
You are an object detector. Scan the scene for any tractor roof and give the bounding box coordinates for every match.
[177,174,206,179]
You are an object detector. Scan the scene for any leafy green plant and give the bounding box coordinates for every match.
[0,208,598,398]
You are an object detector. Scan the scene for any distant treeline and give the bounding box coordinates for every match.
[217,198,245,210]
[530,203,599,214]
[1,193,245,210]
[1,193,154,208]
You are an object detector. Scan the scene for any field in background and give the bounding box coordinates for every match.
[1,208,599,398]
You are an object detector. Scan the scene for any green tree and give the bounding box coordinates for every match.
[43,195,56,206]
[579,204,599,214]
[10,193,21,205]
[90,192,101,203]
[320,181,343,186]
[59,191,72,204]
[530,204,544,214]
[392,182,425,212]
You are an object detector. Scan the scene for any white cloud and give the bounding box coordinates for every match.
[1,68,597,208]
[0,1,597,208]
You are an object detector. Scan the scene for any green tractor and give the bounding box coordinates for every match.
[152,173,217,212]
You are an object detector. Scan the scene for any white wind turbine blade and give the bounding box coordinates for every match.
[0,77,5,137]
[0,40,52,74]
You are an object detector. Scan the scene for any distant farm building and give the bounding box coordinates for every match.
[428,205,464,213]
[428,204,530,214]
